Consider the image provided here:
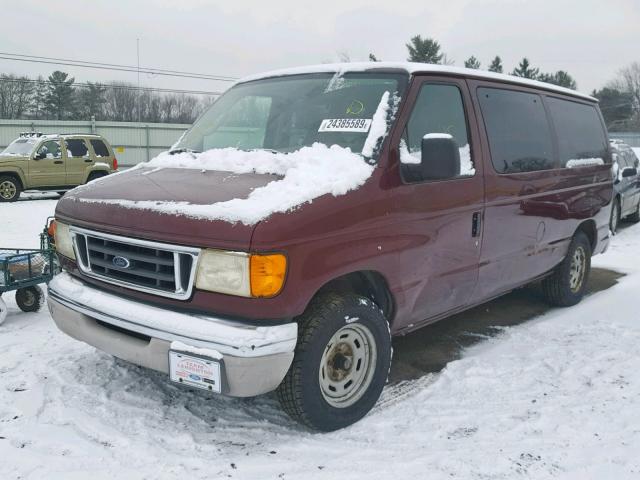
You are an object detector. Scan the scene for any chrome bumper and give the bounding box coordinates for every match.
[47,272,297,397]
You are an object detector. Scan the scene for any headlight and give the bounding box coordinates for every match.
[53,221,75,260]
[195,250,287,298]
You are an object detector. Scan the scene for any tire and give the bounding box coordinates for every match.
[86,171,107,183]
[0,297,7,325]
[15,285,45,312]
[627,201,640,223]
[610,198,620,234]
[277,293,392,432]
[541,231,592,307]
[0,175,22,202]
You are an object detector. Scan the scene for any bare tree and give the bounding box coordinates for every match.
[619,62,640,123]
[0,74,34,119]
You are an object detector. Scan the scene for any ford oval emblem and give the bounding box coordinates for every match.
[112,256,131,269]
[189,374,202,381]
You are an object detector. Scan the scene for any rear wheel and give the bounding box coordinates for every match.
[0,175,21,202]
[541,231,591,307]
[277,293,392,431]
[610,198,620,234]
[15,285,45,312]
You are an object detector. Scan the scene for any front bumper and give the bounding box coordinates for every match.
[47,272,297,397]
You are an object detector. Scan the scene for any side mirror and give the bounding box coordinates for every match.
[420,134,460,181]
[622,167,638,178]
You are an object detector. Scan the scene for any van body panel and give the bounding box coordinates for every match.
[53,68,613,332]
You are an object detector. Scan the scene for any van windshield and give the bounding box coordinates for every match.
[1,137,38,156]
[173,72,407,157]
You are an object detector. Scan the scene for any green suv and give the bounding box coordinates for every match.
[0,132,118,202]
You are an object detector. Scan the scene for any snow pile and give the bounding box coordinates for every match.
[361,90,390,157]
[77,143,374,225]
[565,158,604,168]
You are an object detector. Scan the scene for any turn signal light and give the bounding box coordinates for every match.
[250,253,287,298]
[47,219,57,238]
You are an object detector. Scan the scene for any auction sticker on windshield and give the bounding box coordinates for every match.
[318,118,372,133]
[169,350,222,393]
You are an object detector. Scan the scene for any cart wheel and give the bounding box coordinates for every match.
[16,286,45,312]
[0,297,7,325]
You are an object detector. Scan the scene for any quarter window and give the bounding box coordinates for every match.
[65,139,89,158]
[478,88,554,173]
[546,98,609,168]
[401,83,474,182]
[90,139,110,157]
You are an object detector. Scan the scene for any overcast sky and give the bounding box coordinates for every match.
[1,0,639,96]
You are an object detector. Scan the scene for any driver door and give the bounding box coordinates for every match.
[30,139,66,187]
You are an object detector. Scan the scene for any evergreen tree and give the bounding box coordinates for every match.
[45,71,75,120]
[488,56,503,73]
[406,35,443,64]
[464,56,481,69]
[538,71,577,90]
[77,82,107,119]
[593,87,633,129]
[31,76,48,119]
[511,58,539,79]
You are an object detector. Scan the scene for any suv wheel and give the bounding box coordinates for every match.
[610,198,620,234]
[0,175,21,202]
[541,231,592,307]
[277,293,392,431]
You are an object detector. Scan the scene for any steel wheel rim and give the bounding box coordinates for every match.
[0,180,16,199]
[319,323,377,408]
[21,290,36,307]
[569,246,586,293]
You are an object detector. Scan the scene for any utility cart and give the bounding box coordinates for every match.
[0,218,58,323]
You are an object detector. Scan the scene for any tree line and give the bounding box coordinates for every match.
[370,35,640,131]
[0,70,213,123]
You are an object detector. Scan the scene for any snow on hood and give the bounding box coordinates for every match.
[74,143,374,225]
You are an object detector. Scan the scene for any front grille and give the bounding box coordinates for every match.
[71,227,200,300]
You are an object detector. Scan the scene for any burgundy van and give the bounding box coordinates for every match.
[48,63,613,431]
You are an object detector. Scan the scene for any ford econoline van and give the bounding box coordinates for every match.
[47,63,613,431]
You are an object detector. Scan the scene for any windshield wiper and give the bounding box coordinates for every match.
[168,148,200,155]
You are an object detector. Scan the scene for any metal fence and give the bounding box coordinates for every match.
[0,118,189,166]
[609,132,640,148]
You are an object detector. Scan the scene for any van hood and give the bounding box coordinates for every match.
[56,167,277,249]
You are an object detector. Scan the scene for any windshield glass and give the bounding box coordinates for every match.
[1,137,39,156]
[174,72,407,156]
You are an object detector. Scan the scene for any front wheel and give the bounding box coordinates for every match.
[277,293,392,431]
[541,231,591,307]
[15,285,45,312]
[0,175,21,202]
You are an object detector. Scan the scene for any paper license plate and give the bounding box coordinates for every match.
[169,350,222,393]
[318,118,372,133]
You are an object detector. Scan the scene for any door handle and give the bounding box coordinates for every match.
[472,211,482,237]
[54,160,63,165]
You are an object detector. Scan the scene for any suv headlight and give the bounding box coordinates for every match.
[195,250,286,298]
[53,221,75,260]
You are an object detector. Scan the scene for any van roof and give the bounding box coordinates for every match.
[238,62,595,102]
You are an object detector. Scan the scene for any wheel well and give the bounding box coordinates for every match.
[576,220,597,252]
[315,271,395,323]
[0,172,23,189]
[87,171,108,182]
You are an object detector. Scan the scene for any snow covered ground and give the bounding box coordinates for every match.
[1,198,640,479]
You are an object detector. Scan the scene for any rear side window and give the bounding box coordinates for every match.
[546,98,609,168]
[65,139,89,157]
[90,139,110,157]
[478,88,554,173]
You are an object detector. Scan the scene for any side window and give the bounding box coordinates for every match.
[90,139,110,157]
[546,97,609,168]
[36,140,62,159]
[478,88,554,173]
[65,139,89,158]
[401,83,474,183]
